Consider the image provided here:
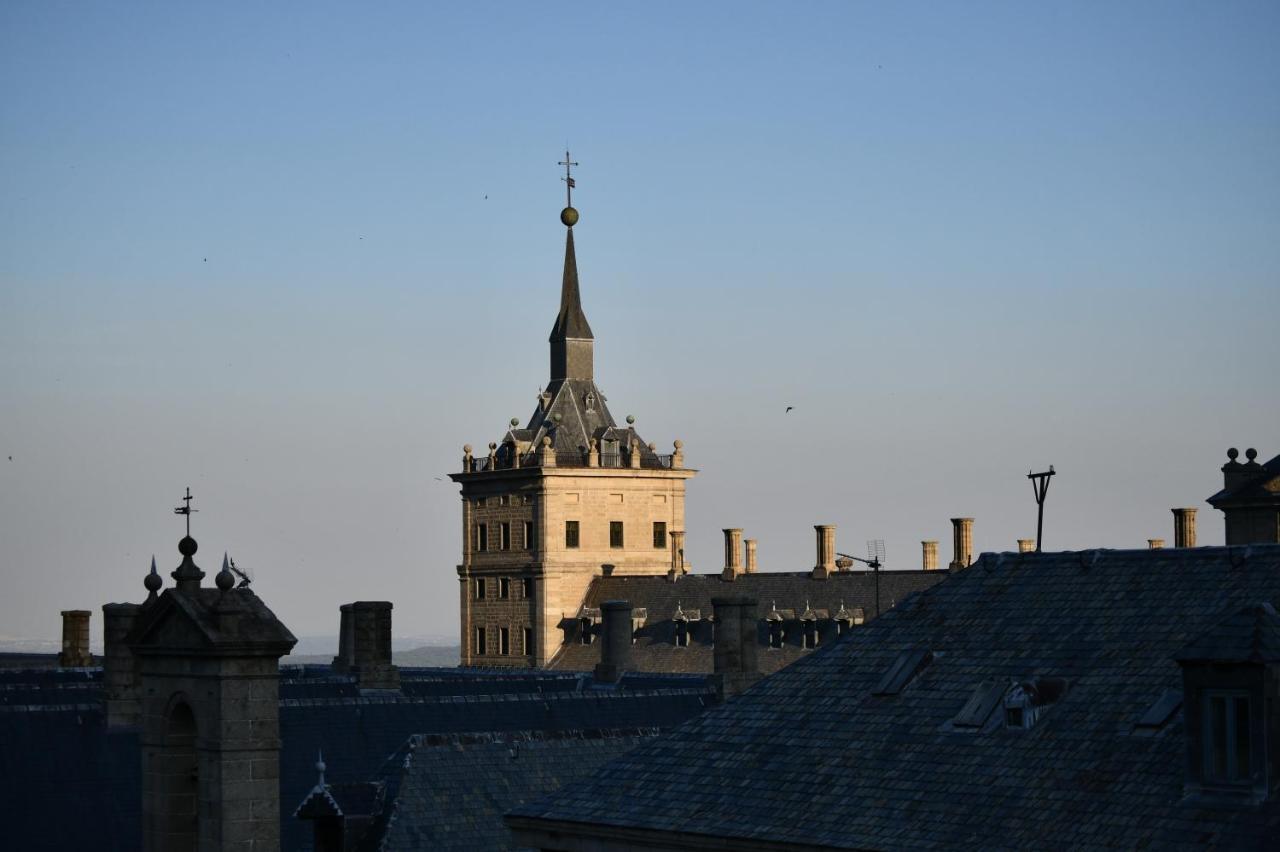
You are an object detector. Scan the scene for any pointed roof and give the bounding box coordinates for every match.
[1175,601,1280,663]
[549,228,593,341]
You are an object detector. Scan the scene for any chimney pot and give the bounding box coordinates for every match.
[921,540,939,571]
[59,610,92,668]
[1017,539,1036,554]
[744,539,758,574]
[949,518,974,569]
[1148,538,1165,550]
[1172,508,1197,548]
[722,529,743,580]
[594,600,633,684]
[812,525,836,579]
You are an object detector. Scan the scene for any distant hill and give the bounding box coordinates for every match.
[285,645,460,668]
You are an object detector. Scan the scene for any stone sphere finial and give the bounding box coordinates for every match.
[488,442,497,451]
[178,535,198,557]
[626,415,635,425]
[648,442,657,451]
[542,436,552,447]
[463,444,472,455]
[510,417,520,427]
[560,206,579,227]
[1246,448,1258,461]
[1227,447,1239,461]
[673,439,683,449]
[144,556,163,594]
[215,552,235,591]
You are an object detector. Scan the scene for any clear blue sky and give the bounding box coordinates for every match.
[2,2,1277,643]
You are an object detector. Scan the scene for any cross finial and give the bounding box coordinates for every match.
[559,149,578,208]
[173,486,197,537]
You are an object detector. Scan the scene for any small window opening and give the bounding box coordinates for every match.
[675,620,690,647]
[565,521,580,549]
[653,522,667,549]
[499,627,510,656]
[802,620,819,649]
[474,627,487,655]
[610,521,624,548]
[476,524,488,552]
[524,626,534,656]
[499,578,510,599]
[500,522,511,551]
[1204,691,1252,786]
[474,578,486,600]
[522,577,534,598]
[768,621,784,649]
[523,521,534,550]
[579,618,593,645]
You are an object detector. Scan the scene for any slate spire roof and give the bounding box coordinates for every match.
[549,227,593,342]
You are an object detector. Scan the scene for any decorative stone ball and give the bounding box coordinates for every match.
[215,566,235,591]
[626,415,635,425]
[673,439,683,449]
[463,444,472,455]
[560,206,579,227]
[1246,448,1258,461]
[542,436,552,447]
[648,442,657,451]
[144,569,163,593]
[488,442,497,451]
[1228,447,1239,460]
[510,417,519,427]
[179,535,198,557]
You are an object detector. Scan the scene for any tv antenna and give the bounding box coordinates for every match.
[1027,466,1056,553]
[227,555,253,589]
[836,540,887,618]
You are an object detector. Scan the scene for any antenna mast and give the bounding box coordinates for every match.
[1027,466,1056,553]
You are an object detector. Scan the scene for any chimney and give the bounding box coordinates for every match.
[1220,447,1251,492]
[593,600,633,684]
[722,529,743,580]
[1017,539,1036,554]
[59,609,92,668]
[744,538,758,574]
[338,602,399,690]
[1148,538,1165,550]
[921,540,938,571]
[711,596,761,699]
[812,525,836,579]
[1172,508,1197,548]
[102,603,142,727]
[949,518,974,569]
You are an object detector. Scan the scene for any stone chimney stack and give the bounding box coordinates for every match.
[722,528,743,581]
[102,603,142,727]
[1221,448,1250,492]
[59,610,91,668]
[949,518,974,569]
[744,538,758,574]
[921,540,938,571]
[812,525,836,579]
[1017,539,1036,554]
[593,600,633,684]
[333,602,400,690]
[1148,538,1165,550]
[711,596,761,699]
[1172,508,1197,548]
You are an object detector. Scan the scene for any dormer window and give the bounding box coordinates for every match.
[765,601,787,649]
[675,620,690,647]
[578,618,593,645]
[1203,691,1252,786]
[1002,677,1068,730]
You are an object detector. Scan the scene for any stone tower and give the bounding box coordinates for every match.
[127,529,296,851]
[450,177,696,667]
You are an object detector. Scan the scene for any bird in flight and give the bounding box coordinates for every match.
[785,406,794,413]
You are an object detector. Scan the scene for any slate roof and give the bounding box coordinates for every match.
[549,569,947,675]
[511,545,1280,850]
[329,728,660,850]
[549,227,593,341]
[1175,601,1280,663]
[126,585,296,654]
[0,664,715,852]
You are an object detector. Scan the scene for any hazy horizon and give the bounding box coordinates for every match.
[3,3,1277,642]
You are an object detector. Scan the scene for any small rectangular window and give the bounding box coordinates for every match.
[474,627,486,655]
[522,577,534,599]
[523,520,534,550]
[499,494,510,506]
[1204,691,1252,785]
[610,521,624,548]
[475,578,486,600]
[499,578,510,599]
[565,520,580,548]
[524,626,534,656]
[500,522,511,551]
[476,524,488,552]
[499,626,510,655]
[653,521,667,549]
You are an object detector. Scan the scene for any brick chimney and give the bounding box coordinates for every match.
[59,609,91,667]
[949,518,974,569]
[333,602,399,690]
[593,600,633,684]
[921,540,938,571]
[722,528,743,581]
[102,603,142,727]
[1172,508,1197,548]
[744,538,758,574]
[812,525,836,579]
[711,596,761,699]
[1148,538,1165,550]
[1017,539,1035,554]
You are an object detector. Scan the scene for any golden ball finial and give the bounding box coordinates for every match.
[560,206,579,227]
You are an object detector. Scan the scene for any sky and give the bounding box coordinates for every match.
[1,2,1277,644]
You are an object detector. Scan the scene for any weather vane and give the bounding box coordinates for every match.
[559,149,578,208]
[174,486,197,537]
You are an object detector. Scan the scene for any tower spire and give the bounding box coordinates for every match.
[550,151,593,382]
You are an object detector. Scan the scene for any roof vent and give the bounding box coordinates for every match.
[1133,688,1182,736]
[872,649,932,696]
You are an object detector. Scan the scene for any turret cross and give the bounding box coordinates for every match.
[559,149,578,207]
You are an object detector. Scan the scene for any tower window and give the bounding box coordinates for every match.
[499,578,510,599]
[500,522,511,551]
[524,626,534,656]
[522,577,534,598]
[653,522,667,549]
[768,622,784,649]
[565,521,580,548]
[610,521,624,548]
[802,621,819,649]
[579,618,593,645]
[499,627,511,656]
[1204,691,1252,786]
[474,627,486,655]
[476,524,488,552]
[474,578,486,600]
[523,520,534,550]
[675,620,690,647]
